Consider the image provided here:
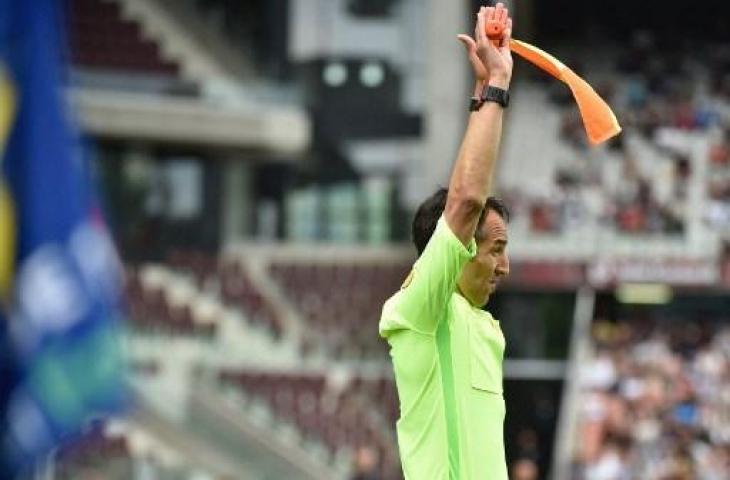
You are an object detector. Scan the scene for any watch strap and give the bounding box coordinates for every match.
[480,84,510,108]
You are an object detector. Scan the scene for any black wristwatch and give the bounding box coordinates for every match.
[482,85,510,108]
[469,85,510,111]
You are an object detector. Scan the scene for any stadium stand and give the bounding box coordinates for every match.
[501,91,695,237]
[706,127,730,231]
[125,264,220,337]
[55,420,134,479]
[125,250,291,341]
[122,249,404,478]
[163,249,286,338]
[497,45,728,263]
[69,0,178,75]
[53,416,232,479]
[499,36,730,257]
[269,260,411,359]
[572,316,730,479]
[218,258,285,340]
[127,248,414,361]
[218,369,401,479]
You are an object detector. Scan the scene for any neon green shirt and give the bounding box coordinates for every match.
[379,216,507,480]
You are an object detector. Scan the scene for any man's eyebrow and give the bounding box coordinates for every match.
[494,238,508,245]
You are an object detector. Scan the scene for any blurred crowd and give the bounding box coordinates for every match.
[508,33,730,237]
[706,128,730,232]
[573,317,730,479]
[510,428,541,480]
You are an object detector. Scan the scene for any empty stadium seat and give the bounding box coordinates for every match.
[68,0,179,75]
[269,261,411,359]
[218,369,402,479]
[124,265,219,337]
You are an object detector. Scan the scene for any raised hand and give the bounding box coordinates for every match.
[485,2,508,45]
[457,6,490,84]
[457,4,513,91]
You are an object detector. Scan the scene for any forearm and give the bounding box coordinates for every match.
[445,3,512,244]
[446,76,508,243]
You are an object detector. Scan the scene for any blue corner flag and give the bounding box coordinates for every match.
[0,0,127,476]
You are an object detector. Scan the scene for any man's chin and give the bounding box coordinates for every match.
[463,288,493,307]
[482,293,491,307]
[478,291,491,307]
[481,285,499,306]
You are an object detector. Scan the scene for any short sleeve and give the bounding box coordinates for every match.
[379,216,476,337]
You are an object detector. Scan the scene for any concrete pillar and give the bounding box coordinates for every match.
[220,158,251,244]
[403,0,469,209]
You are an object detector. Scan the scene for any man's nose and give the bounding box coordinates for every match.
[495,257,509,277]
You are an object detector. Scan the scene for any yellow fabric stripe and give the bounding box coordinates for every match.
[0,184,14,296]
[0,65,14,152]
[0,65,17,297]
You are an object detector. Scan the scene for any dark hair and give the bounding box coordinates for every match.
[412,188,509,256]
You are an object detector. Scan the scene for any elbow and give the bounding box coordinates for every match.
[446,190,484,223]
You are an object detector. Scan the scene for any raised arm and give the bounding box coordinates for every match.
[447,4,513,245]
[379,5,515,339]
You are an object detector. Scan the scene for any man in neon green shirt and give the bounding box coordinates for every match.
[379,4,513,479]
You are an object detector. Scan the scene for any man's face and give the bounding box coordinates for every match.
[457,210,509,307]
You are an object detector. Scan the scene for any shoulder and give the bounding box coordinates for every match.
[379,289,458,338]
[378,290,406,336]
[382,289,404,315]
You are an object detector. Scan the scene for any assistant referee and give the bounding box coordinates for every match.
[379,4,513,479]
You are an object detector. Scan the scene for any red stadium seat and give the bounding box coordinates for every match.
[269,261,410,359]
[68,0,180,75]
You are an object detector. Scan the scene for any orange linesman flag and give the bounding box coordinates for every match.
[483,3,621,146]
[509,39,622,146]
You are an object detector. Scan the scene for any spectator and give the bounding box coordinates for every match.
[351,445,381,480]
[505,36,730,237]
[574,318,730,479]
[511,457,539,480]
